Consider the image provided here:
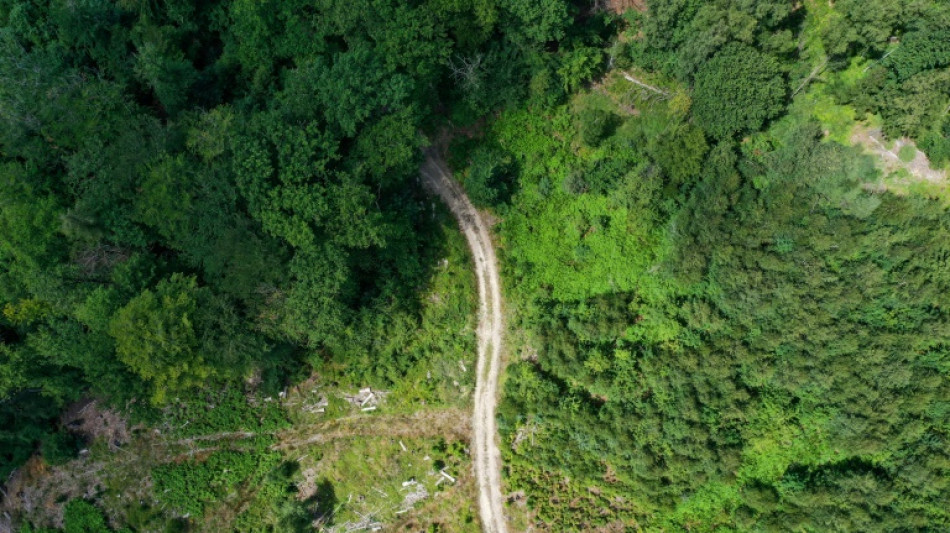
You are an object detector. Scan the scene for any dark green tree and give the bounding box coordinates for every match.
[692,43,786,139]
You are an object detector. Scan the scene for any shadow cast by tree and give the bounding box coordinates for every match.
[311,479,337,530]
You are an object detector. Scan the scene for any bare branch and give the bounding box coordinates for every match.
[793,57,829,96]
[448,54,484,92]
[621,71,670,99]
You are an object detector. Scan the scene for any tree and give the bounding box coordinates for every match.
[41,430,84,465]
[61,499,127,533]
[883,30,950,82]
[133,39,197,116]
[463,146,515,207]
[503,0,571,45]
[821,0,903,58]
[0,162,66,274]
[634,0,795,80]
[649,122,708,184]
[692,43,786,139]
[280,45,411,137]
[234,114,383,252]
[108,274,212,403]
[0,387,64,478]
[880,68,950,139]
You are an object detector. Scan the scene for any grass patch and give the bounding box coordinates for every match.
[899,144,917,163]
[306,436,474,530]
[794,89,857,145]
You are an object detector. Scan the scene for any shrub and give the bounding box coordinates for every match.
[898,143,917,163]
[577,107,619,147]
[692,43,786,139]
[919,131,950,167]
[463,147,515,207]
[41,431,84,466]
[152,450,281,516]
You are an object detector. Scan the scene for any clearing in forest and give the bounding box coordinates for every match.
[851,125,948,198]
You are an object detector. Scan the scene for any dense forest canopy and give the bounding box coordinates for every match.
[0,0,602,477]
[487,0,950,531]
[2,0,950,531]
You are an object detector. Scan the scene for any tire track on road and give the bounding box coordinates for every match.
[421,148,507,533]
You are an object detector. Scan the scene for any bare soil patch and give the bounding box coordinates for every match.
[851,126,947,186]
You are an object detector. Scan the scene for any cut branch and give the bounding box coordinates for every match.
[621,71,670,99]
[793,57,829,96]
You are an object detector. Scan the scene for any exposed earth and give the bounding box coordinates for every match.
[421,148,508,533]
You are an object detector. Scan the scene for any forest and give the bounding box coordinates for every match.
[2,0,949,531]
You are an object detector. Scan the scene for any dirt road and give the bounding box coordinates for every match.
[421,148,508,533]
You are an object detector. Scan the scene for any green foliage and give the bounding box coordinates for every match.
[40,430,84,466]
[152,449,282,517]
[502,0,571,45]
[648,122,709,185]
[4,0,950,531]
[884,30,950,82]
[879,69,950,139]
[692,43,787,139]
[133,32,198,115]
[461,147,516,207]
[504,460,638,529]
[0,0,586,483]
[24,500,132,533]
[160,387,290,438]
[108,274,217,404]
[233,461,315,532]
[898,143,917,162]
[557,46,605,95]
[671,482,741,532]
[62,500,124,533]
[823,4,950,142]
[821,0,903,57]
[0,390,61,479]
[919,124,950,167]
[576,107,619,147]
[497,79,950,530]
[630,0,797,80]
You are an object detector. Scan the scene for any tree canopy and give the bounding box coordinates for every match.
[4,0,950,531]
[692,43,786,139]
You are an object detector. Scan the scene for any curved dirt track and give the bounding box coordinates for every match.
[421,148,507,533]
